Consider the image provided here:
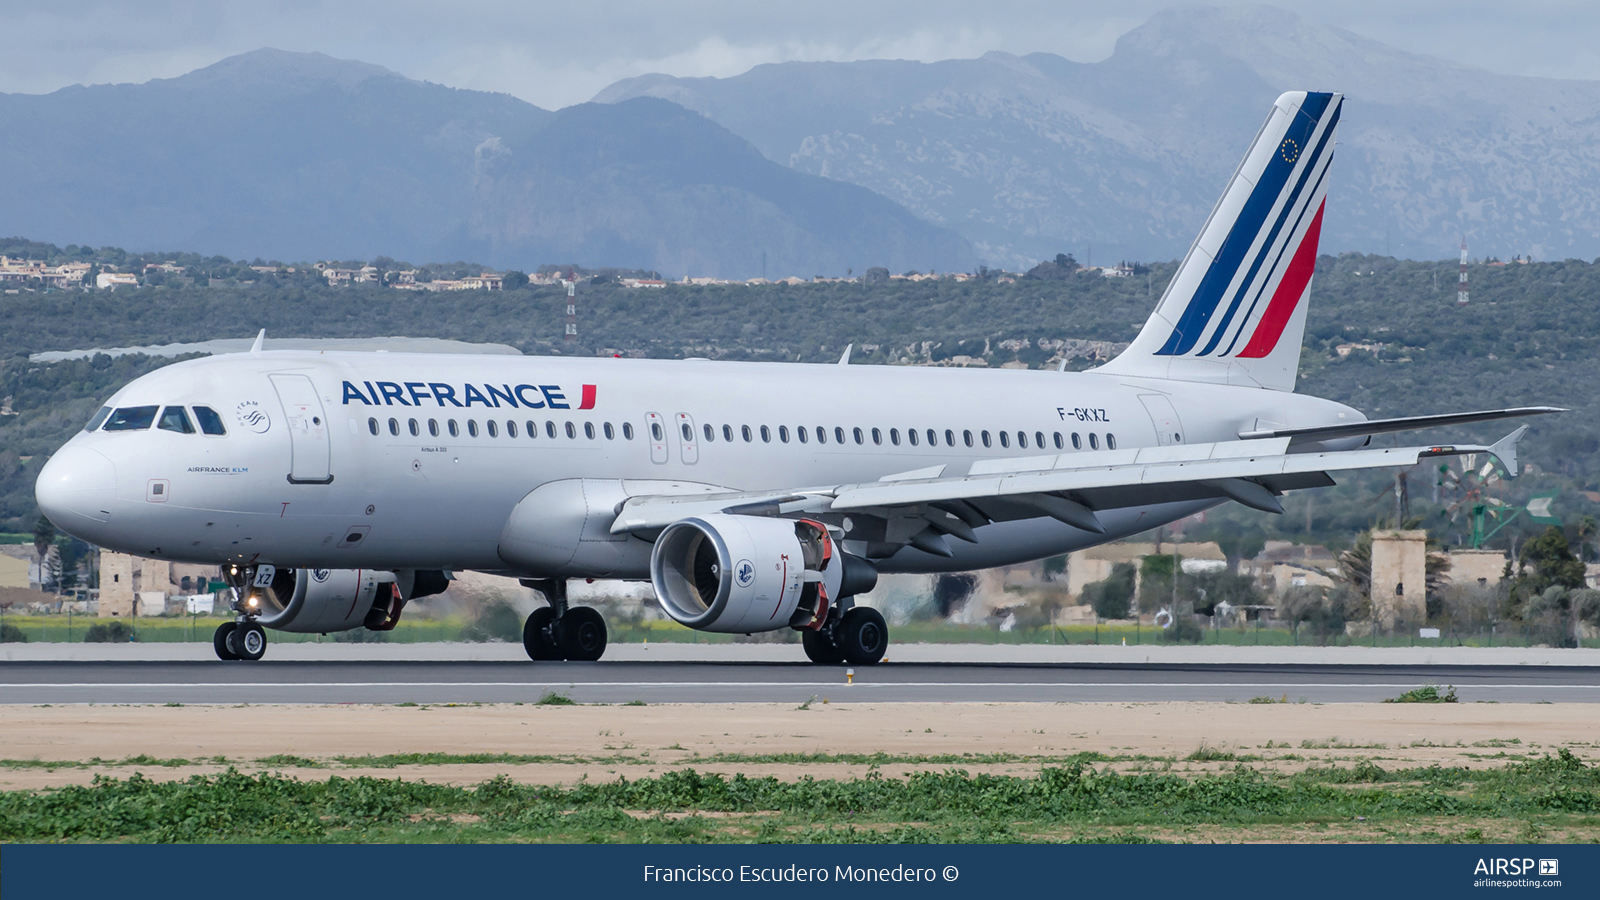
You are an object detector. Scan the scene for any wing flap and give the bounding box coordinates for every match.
[1239,406,1562,444]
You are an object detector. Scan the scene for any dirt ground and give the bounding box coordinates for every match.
[1,701,1594,791]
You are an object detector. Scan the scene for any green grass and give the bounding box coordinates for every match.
[1385,685,1459,704]
[1,750,1595,843]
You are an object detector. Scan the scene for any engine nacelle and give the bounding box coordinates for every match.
[249,568,402,633]
[650,514,855,633]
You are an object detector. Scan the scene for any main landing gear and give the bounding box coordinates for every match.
[213,620,267,661]
[801,604,888,666]
[520,578,608,661]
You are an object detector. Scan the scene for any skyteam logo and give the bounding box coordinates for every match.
[234,400,271,433]
[1156,92,1339,361]
[341,380,597,411]
[735,559,756,588]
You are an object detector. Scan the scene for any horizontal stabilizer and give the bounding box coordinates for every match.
[1239,406,1562,445]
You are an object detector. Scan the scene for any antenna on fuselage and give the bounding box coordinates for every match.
[250,329,266,354]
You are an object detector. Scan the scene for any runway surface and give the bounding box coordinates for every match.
[3,660,1598,704]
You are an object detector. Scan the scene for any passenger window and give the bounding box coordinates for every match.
[651,422,663,441]
[409,419,420,437]
[834,427,845,444]
[998,431,1009,448]
[508,420,518,438]
[927,429,938,446]
[585,422,595,439]
[1088,433,1099,450]
[1036,431,1045,449]
[368,417,379,436]
[548,421,558,438]
[681,423,693,441]
[389,418,400,436]
[605,423,615,440]
[963,430,974,448]
[814,427,825,444]
[467,420,479,437]
[871,427,882,445]
[448,420,460,437]
[86,406,112,432]
[703,423,714,442]
[157,406,195,434]
[623,422,635,440]
[741,425,752,442]
[760,425,771,443]
[779,426,789,443]
[723,425,733,442]
[981,430,992,448]
[487,420,498,438]
[103,405,159,431]
[566,422,577,439]
[945,429,955,447]
[1072,433,1081,449]
[797,426,808,444]
[1053,432,1064,450]
[853,427,864,445]
[1017,432,1028,449]
[525,420,535,438]
[430,419,440,437]
[908,428,919,446]
[889,428,900,446]
[1107,433,1116,450]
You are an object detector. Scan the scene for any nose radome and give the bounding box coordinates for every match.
[35,446,118,537]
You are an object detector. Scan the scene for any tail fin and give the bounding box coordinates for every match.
[1098,91,1342,392]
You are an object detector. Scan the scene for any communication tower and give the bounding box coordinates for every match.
[564,280,577,342]
[1457,238,1469,306]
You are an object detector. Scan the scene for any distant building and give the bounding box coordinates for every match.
[99,551,222,617]
[623,278,667,288]
[95,272,139,289]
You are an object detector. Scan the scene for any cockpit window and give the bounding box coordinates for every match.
[102,406,159,431]
[85,407,112,432]
[157,406,196,434]
[193,406,227,435]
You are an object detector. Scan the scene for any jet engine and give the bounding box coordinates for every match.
[243,567,449,633]
[650,515,875,633]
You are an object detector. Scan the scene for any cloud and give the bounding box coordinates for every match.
[2,1,1596,110]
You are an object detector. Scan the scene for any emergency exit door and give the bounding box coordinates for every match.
[271,374,333,483]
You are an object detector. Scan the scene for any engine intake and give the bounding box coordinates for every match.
[650,515,874,633]
[249,568,405,633]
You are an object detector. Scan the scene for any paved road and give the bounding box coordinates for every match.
[2,660,1597,704]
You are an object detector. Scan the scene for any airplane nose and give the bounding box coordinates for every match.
[35,446,119,538]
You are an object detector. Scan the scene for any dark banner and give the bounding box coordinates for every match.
[2,844,1594,899]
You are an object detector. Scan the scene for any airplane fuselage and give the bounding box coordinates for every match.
[38,350,1362,577]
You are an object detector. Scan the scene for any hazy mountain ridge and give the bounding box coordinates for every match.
[596,6,1600,268]
[0,49,973,277]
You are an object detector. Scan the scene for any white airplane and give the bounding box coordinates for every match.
[36,91,1555,663]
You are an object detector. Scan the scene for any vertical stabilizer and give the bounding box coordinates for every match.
[1097,91,1342,392]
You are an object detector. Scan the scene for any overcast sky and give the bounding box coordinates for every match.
[3,1,1595,110]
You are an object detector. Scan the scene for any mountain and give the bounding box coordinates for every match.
[595,5,1600,269]
[0,50,974,277]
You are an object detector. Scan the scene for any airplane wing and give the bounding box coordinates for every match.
[609,426,1531,556]
[1238,406,1562,445]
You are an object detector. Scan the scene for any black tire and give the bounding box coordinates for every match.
[213,622,239,661]
[522,607,559,660]
[837,607,888,666]
[801,627,845,664]
[231,622,267,661]
[556,606,607,662]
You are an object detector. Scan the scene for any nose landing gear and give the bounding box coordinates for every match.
[519,579,608,662]
[212,620,267,661]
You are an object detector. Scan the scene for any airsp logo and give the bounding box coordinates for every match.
[735,559,756,588]
[312,569,332,584]
[235,400,271,434]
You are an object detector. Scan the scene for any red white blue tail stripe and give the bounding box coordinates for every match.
[1100,91,1341,392]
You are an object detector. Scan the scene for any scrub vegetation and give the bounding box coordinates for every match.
[1,750,1596,843]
